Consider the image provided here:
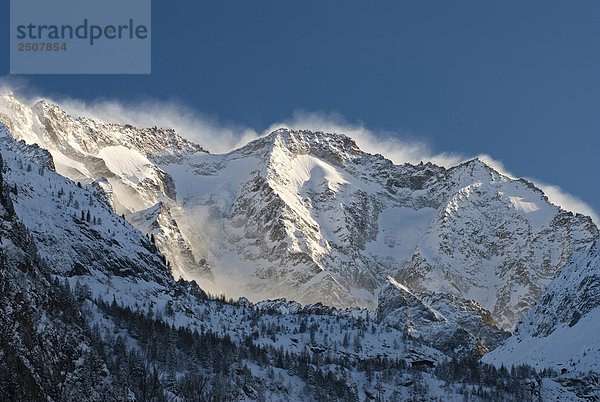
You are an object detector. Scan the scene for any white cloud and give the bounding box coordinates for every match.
[0,77,30,97]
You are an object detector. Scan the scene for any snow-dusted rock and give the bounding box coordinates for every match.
[378,278,508,355]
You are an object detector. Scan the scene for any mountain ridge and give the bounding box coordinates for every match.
[1,94,598,332]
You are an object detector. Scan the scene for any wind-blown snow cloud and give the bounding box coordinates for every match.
[0,77,261,154]
[477,154,515,178]
[273,112,598,224]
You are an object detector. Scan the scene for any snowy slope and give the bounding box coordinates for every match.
[0,126,174,298]
[0,93,201,213]
[0,153,124,401]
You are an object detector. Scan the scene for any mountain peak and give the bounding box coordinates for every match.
[33,98,54,109]
[448,157,503,184]
[269,128,360,150]
[32,98,72,121]
[239,128,364,168]
[458,157,495,171]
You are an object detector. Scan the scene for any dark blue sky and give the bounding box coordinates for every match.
[1,1,598,214]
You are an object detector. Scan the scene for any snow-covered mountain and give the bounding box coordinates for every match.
[1,93,597,332]
[1,92,599,400]
[1,133,550,401]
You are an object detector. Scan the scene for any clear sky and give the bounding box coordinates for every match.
[0,1,598,216]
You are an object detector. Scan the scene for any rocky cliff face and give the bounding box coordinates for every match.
[377,278,509,355]
[130,201,214,281]
[393,159,598,329]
